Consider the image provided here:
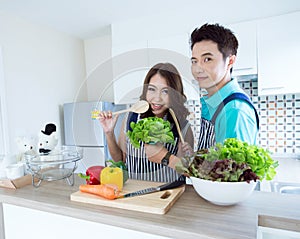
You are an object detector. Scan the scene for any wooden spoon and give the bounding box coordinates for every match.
[112,100,149,115]
[91,100,149,119]
[169,108,185,143]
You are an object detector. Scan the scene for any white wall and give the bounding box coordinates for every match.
[0,12,87,154]
[0,47,8,155]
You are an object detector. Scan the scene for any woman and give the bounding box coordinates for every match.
[98,63,194,182]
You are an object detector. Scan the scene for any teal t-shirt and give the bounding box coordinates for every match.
[201,79,258,145]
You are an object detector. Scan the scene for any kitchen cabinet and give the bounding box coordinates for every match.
[84,35,115,102]
[112,41,149,104]
[147,33,190,58]
[148,33,199,101]
[1,178,300,239]
[257,215,300,239]
[111,34,199,104]
[257,11,300,95]
[257,226,300,239]
[3,204,165,239]
[229,21,258,77]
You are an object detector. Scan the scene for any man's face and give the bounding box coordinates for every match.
[191,40,232,94]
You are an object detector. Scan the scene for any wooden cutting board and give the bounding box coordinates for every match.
[70,179,185,214]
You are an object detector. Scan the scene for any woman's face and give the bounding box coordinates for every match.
[146,73,170,118]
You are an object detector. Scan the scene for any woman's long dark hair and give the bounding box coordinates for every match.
[139,63,189,127]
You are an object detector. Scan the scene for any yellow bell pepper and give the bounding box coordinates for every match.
[100,167,123,191]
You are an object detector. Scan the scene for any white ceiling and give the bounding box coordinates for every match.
[1,0,300,39]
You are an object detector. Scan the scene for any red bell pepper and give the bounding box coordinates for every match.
[78,166,105,185]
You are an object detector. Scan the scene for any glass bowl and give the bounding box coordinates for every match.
[25,145,83,187]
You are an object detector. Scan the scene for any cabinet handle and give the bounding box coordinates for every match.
[261,86,285,91]
[234,67,253,71]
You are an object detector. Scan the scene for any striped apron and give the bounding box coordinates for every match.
[125,113,189,182]
[197,117,215,150]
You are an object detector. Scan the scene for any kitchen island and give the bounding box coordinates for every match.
[0,177,299,239]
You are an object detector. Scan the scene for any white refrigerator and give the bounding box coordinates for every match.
[63,101,126,173]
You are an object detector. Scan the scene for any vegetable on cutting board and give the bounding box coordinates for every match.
[100,166,123,191]
[79,184,120,200]
[78,165,105,185]
[106,159,129,184]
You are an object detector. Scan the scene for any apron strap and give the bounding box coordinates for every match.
[211,92,259,130]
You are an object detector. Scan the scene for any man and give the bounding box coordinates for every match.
[190,23,259,146]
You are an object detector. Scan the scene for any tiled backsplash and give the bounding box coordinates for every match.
[187,76,300,155]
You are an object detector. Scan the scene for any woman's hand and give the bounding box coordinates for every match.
[145,143,183,170]
[98,111,119,134]
[144,143,166,164]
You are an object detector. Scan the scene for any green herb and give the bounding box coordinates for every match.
[126,117,175,148]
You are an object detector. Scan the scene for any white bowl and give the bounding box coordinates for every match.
[190,176,257,206]
[5,163,25,180]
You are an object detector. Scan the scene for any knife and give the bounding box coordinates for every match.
[117,180,185,199]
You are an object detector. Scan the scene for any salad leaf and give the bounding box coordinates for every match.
[176,138,278,182]
[126,117,175,148]
[178,151,259,182]
[204,138,279,181]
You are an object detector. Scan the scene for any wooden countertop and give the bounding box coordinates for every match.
[0,176,300,239]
